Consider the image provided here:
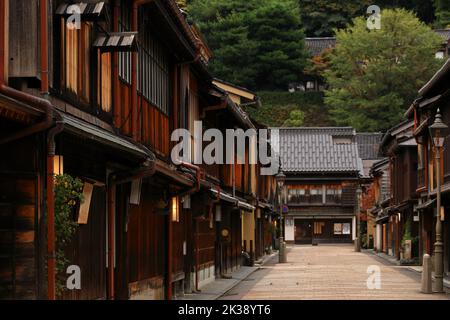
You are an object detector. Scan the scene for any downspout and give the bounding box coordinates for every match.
[107,159,155,300]
[0,0,53,145]
[46,117,64,300]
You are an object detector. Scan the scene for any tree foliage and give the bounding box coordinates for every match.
[283,110,306,127]
[298,0,371,37]
[245,91,333,127]
[323,9,443,132]
[299,1,436,37]
[434,0,450,28]
[188,0,308,90]
[54,174,84,294]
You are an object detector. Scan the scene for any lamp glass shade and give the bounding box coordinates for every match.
[429,110,449,148]
[171,196,179,222]
[53,155,64,175]
[275,171,286,189]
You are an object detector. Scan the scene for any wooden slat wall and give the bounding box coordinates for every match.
[0,174,37,299]
[62,186,106,300]
[172,211,185,275]
[138,96,170,155]
[196,219,215,267]
[115,83,170,155]
[127,184,166,283]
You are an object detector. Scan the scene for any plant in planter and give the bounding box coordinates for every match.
[401,217,413,261]
[54,174,84,295]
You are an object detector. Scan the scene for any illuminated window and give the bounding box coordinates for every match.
[171,196,179,222]
[97,52,112,113]
[333,223,343,235]
[60,19,92,104]
[314,222,325,235]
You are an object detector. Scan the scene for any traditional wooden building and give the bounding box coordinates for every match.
[278,127,362,244]
[378,121,419,261]
[405,57,450,283]
[0,0,265,300]
[355,133,382,249]
[370,158,390,254]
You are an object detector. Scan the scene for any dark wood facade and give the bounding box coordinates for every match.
[407,60,450,276]
[378,121,419,261]
[0,0,275,300]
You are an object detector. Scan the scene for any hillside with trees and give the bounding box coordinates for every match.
[186,1,449,130]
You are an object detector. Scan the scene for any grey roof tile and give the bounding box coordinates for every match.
[277,127,360,173]
[355,133,383,160]
[305,37,336,57]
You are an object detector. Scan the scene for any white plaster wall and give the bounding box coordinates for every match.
[285,218,295,241]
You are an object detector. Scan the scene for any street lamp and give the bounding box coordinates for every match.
[355,187,362,252]
[275,168,286,263]
[429,108,449,293]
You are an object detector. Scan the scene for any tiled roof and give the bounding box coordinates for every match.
[278,127,361,174]
[435,29,450,42]
[355,133,383,160]
[305,37,336,57]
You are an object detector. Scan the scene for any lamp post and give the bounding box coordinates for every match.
[429,108,448,293]
[355,187,362,252]
[276,168,286,263]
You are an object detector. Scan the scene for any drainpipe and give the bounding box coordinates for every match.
[179,162,202,192]
[0,0,53,145]
[107,158,155,300]
[46,117,64,300]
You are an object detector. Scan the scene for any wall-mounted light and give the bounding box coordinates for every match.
[171,196,179,222]
[53,155,64,175]
[215,204,222,222]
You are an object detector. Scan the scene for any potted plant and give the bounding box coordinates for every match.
[54,174,84,296]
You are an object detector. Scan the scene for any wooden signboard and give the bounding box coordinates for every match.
[78,182,94,224]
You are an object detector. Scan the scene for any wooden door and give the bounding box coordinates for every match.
[295,220,312,244]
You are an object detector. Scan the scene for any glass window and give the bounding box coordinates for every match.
[342,223,351,235]
[333,223,343,235]
[138,9,171,114]
[326,187,342,203]
[118,0,131,83]
[310,188,323,203]
[288,188,307,204]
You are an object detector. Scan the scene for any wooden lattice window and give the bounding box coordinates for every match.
[97,52,112,113]
[60,19,92,104]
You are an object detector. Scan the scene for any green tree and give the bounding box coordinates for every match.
[299,1,436,37]
[324,9,443,132]
[299,0,371,37]
[282,109,305,127]
[434,0,450,28]
[188,0,308,90]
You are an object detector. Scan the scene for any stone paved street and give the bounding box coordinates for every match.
[219,244,450,300]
